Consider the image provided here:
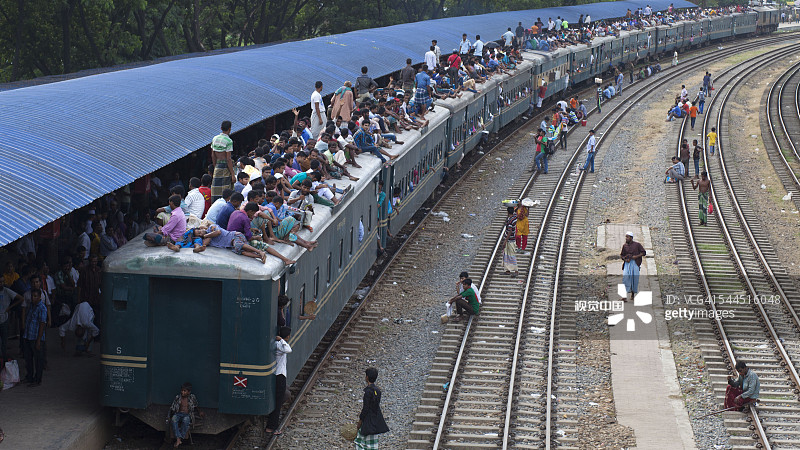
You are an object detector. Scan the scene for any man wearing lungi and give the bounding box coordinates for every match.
[211,120,236,201]
[620,231,646,302]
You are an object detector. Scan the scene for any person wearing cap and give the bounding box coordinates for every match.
[620,232,646,301]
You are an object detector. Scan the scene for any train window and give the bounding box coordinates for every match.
[314,268,319,298]
[339,239,344,268]
[350,227,354,255]
[326,254,332,285]
[369,205,372,231]
[359,216,364,242]
[300,284,306,312]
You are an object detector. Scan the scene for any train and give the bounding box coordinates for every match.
[100,6,779,434]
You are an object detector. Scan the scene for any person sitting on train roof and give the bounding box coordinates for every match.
[185,177,206,220]
[154,185,187,226]
[353,120,399,165]
[167,382,205,448]
[144,195,186,250]
[216,192,244,230]
[59,301,99,356]
[265,196,318,251]
[288,180,316,231]
[322,138,360,182]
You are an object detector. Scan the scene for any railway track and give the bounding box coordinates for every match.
[672,43,800,450]
[249,33,800,450]
[765,60,800,212]
[409,38,798,450]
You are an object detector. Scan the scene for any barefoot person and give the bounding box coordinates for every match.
[266,326,292,436]
[620,231,646,302]
[691,171,711,226]
[446,278,480,321]
[167,382,204,448]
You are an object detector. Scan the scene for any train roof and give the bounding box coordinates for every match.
[104,107,451,281]
[0,0,696,248]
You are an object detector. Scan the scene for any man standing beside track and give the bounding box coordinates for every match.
[725,361,760,411]
[211,121,236,202]
[580,129,597,173]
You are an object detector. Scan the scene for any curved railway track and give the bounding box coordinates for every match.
[249,33,800,450]
[765,60,800,212]
[673,43,800,450]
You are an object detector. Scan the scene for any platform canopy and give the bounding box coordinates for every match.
[0,0,696,247]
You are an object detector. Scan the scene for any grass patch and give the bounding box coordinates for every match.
[697,243,728,253]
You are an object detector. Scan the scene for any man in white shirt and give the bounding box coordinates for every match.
[310,81,326,139]
[502,28,514,47]
[458,34,471,55]
[432,39,441,61]
[548,18,555,31]
[266,326,293,435]
[645,5,652,16]
[581,129,597,173]
[204,189,232,223]
[425,45,438,71]
[185,177,206,219]
[59,301,99,355]
[78,230,91,260]
[473,35,484,57]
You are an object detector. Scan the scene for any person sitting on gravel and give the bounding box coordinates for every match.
[725,361,760,412]
[665,156,686,182]
[665,102,683,122]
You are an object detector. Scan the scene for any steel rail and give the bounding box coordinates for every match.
[765,60,800,190]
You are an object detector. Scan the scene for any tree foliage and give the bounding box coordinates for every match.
[0,0,602,82]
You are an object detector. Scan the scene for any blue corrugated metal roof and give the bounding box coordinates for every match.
[0,0,696,247]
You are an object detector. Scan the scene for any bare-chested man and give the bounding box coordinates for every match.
[691,171,711,226]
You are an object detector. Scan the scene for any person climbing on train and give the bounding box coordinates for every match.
[725,361,760,412]
[167,382,204,448]
[266,326,292,437]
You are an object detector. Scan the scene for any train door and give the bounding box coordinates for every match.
[149,277,223,407]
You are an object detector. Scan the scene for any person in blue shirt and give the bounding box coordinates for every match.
[666,103,683,121]
[217,192,244,230]
[414,69,433,116]
[23,289,47,386]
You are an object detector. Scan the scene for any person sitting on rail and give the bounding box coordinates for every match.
[167,382,205,448]
[446,278,480,321]
[666,102,684,122]
[353,120,399,166]
[59,300,99,356]
[144,194,186,249]
[665,156,686,182]
[457,271,482,305]
[725,361,760,412]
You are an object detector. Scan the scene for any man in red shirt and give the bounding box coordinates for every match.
[447,52,461,88]
[537,82,547,108]
[199,174,213,217]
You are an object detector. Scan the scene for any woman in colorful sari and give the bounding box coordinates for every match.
[331,81,355,122]
[503,206,518,276]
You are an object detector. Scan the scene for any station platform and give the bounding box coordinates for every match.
[778,22,800,32]
[0,327,110,450]
[597,224,696,449]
